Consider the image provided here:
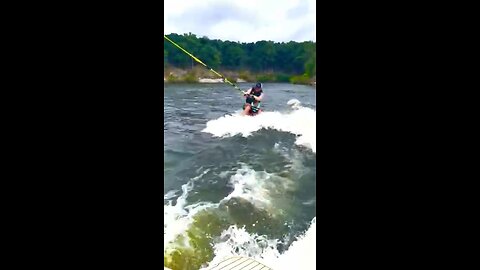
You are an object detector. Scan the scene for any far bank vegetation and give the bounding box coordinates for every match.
[164,33,316,85]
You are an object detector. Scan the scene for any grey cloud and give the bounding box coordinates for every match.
[288,22,315,42]
[167,2,257,36]
[286,0,310,18]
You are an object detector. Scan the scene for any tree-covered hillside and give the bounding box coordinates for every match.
[164,33,316,83]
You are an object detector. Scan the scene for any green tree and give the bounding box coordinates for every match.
[164,33,316,80]
[222,44,245,69]
[198,45,221,69]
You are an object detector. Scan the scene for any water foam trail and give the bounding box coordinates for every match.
[220,165,273,208]
[164,169,218,249]
[203,217,316,270]
[164,165,274,251]
[201,225,281,269]
[202,100,316,152]
[220,164,296,216]
[269,217,316,270]
[165,163,311,269]
[164,164,293,251]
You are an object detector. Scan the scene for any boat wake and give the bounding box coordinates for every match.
[202,218,316,270]
[202,99,316,153]
[164,164,316,269]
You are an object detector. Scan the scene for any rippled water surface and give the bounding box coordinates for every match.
[164,83,316,270]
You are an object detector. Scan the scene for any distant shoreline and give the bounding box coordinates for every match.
[164,67,316,86]
[163,78,316,86]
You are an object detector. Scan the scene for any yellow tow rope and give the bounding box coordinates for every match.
[164,35,243,93]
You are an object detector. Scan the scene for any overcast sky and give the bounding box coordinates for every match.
[164,0,316,43]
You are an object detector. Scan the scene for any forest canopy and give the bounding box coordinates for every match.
[164,33,316,82]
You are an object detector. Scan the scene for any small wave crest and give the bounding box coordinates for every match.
[203,217,316,270]
[164,170,219,249]
[202,99,316,152]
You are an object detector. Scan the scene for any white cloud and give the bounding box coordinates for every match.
[164,0,316,43]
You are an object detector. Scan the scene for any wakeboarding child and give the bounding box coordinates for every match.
[242,82,264,116]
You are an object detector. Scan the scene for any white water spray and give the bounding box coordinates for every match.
[203,217,316,270]
[202,100,316,152]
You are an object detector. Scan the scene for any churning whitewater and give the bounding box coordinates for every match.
[164,83,316,270]
[202,99,316,153]
[164,164,316,270]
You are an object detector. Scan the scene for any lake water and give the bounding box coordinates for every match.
[164,83,316,270]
